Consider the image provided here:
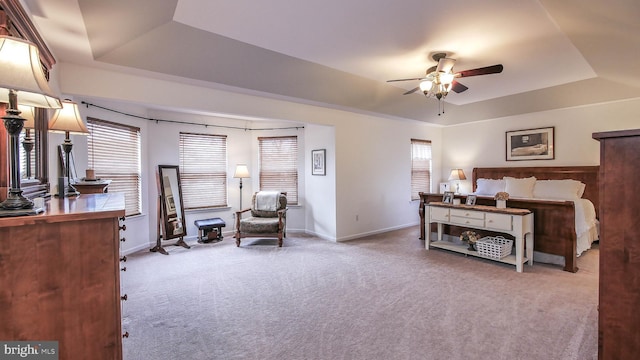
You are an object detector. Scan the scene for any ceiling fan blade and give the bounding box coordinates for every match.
[387,77,425,83]
[451,80,468,93]
[456,64,503,78]
[403,87,420,95]
[436,58,456,73]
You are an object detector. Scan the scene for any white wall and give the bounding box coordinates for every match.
[57,63,443,250]
[440,98,640,193]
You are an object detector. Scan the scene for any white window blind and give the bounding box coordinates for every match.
[179,132,227,209]
[87,118,142,216]
[411,139,432,200]
[259,136,298,205]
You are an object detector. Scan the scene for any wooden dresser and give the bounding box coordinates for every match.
[0,193,126,360]
[593,129,640,359]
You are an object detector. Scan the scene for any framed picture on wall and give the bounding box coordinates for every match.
[506,127,555,161]
[312,149,326,175]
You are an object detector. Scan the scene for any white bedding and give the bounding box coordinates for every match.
[573,198,599,256]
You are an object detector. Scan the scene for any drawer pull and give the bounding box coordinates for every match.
[122,332,129,338]
[119,224,127,231]
[120,237,126,242]
[121,294,128,301]
[121,267,127,272]
[119,216,126,221]
[120,256,127,262]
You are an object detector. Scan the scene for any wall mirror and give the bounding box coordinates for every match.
[158,165,187,240]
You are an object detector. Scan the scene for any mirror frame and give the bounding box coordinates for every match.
[0,0,56,200]
[158,165,187,240]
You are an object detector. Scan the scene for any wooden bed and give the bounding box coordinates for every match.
[419,166,599,272]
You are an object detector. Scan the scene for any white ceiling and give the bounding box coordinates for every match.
[22,0,640,125]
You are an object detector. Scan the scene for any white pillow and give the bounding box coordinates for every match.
[504,176,536,198]
[475,178,506,196]
[533,179,585,200]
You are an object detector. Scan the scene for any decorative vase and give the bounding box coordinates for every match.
[496,199,507,208]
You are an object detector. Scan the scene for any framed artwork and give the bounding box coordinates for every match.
[506,126,554,161]
[442,191,454,204]
[312,149,326,175]
[466,194,477,206]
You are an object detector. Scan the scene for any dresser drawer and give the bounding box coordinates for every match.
[485,213,513,231]
[450,216,485,227]
[450,208,484,220]
[430,206,450,222]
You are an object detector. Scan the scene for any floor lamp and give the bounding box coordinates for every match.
[233,164,250,210]
[0,36,61,212]
[48,100,89,197]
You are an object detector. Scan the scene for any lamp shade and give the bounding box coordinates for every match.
[17,104,36,129]
[233,164,250,178]
[0,36,61,109]
[48,100,89,135]
[448,169,467,181]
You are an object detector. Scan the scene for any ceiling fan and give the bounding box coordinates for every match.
[387,52,504,103]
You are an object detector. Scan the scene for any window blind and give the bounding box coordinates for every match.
[179,132,227,209]
[411,139,432,200]
[87,118,141,216]
[258,136,298,205]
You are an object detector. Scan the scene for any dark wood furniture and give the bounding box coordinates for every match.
[73,179,111,194]
[0,193,126,360]
[419,166,599,272]
[593,129,640,359]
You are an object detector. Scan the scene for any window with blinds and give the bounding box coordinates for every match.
[87,118,141,216]
[179,132,227,209]
[258,136,298,205]
[411,139,432,200]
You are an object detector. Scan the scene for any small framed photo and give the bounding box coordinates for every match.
[442,191,454,204]
[465,195,477,206]
[311,149,326,175]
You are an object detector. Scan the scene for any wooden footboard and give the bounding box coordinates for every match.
[419,165,599,273]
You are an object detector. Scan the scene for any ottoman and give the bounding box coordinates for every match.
[194,217,226,243]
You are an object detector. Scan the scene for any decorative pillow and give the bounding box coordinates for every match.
[475,178,506,196]
[503,176,536,198]
[533,179,585,200]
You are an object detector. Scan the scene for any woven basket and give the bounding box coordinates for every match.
[476,236,513,259]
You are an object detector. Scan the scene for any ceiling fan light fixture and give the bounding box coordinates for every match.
[419,80,433,92]
[440,72,455,85]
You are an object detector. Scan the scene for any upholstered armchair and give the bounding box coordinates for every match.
[235,191,288,247]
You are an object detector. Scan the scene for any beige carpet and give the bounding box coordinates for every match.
[121,227,598,360]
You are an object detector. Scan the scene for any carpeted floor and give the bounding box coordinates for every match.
[121,227,598,360]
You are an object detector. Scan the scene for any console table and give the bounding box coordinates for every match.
[426,202,534,272]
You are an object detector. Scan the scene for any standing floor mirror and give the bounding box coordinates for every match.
[151,165,189,255]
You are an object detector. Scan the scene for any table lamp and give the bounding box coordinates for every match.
[448,168,467,194]
[48,100,89,197]
[0,36,61,211]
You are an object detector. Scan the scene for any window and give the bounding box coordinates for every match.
[258,136,298,205]
[179,132,227,209]
[87,118,142,216]
[411,139,432,200]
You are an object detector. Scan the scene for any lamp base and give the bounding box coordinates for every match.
[0,206,44,218]
[0,192,34,210]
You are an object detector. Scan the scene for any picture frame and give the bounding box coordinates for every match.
[506,126,554,161]
[466,194,477,206]
[312,149,326,175]
[439,182,450,194]
[58,144,78,181]
[442,191,454,204]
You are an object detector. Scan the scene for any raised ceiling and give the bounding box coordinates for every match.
[23,0,640,125]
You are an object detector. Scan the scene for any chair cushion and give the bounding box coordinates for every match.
[240,216,281,234]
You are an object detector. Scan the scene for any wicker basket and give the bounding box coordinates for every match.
[476,236,513,259]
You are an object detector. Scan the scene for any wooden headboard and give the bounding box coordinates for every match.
[472,166,600,217]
